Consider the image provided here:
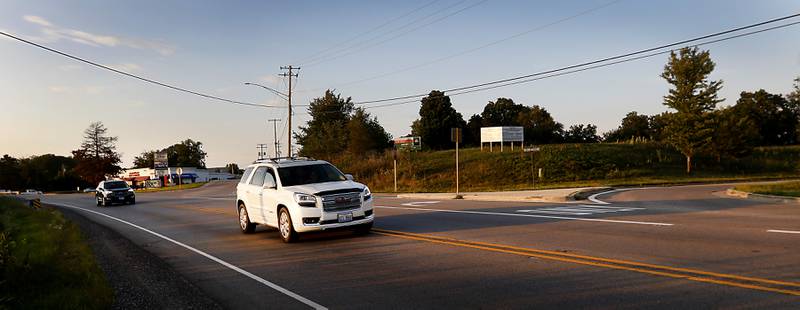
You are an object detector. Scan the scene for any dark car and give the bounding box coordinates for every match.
[95,180,136,206]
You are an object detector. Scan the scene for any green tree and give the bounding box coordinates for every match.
[72,122,122,184]
[733,90,798,146]
[480,98,527,126]
[166,139,207,167]
[515,105,564,144]
[563,124,600,143]
[787,77,800,105]
[660,47,723,173]
[709,107,758,162]
[411,90,466,150]
[296,90,354,158]
[466,114,483,147]
[132,150,156,168]
[346,108,392,154]
[225,163,242,174]
[0,155,22,190]
[603,111,652,142]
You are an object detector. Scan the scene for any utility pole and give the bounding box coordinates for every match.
[267,118,281,158]
[256,144,269,160]
[279,65,300,157]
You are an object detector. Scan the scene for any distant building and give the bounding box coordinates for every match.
[118,167,235,188]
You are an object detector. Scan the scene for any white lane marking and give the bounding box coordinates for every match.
[587,189,627,205]
[767,229,800,234]
[401,201,440,207]
[376,205,673,226]
[518,204,644,216]
[517,209,592,215]
[49,202,327,310]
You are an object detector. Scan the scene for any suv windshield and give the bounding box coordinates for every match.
[277,164,346,187]
[104,181,129,190]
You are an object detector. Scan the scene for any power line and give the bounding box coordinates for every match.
[301,0,623,93]
[302,0,486,68]
[354,13,800,106]
[293,0,441,65]
[0,30,281,109]
[363,19,800,109]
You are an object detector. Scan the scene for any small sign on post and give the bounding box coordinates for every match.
[176,167,183,188]
[524,146,540,188]
[451,128,462,198]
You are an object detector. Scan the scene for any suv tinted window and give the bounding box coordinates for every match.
[240,167,254,184]
[249,167,267,186]
[277,164,346,187]
[104,181,129,189]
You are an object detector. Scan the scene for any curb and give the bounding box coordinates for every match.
[726,188,800,204]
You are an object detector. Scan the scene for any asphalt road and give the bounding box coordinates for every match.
[44,182,799,309]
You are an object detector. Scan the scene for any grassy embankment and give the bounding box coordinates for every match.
[330,143,800,192]
[134,181,207,193]
[735,181,800,197]
[0,197,112,309]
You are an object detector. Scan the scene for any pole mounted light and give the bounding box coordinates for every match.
[243,82,289,100]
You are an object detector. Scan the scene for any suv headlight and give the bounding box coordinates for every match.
[294,193,317,207]
[363,186,372,201]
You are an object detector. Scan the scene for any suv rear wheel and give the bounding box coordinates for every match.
[278,207,298,243]
[238,203,256,234]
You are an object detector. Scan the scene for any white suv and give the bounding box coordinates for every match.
[235,158,374,242]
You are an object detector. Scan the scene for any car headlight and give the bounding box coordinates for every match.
[294,193,317,207]
[128,188,134,192]
[363,186,372,201]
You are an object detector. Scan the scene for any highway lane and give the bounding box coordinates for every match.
[44,182,799,308]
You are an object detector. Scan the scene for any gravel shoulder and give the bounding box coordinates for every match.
[58,206,222,310]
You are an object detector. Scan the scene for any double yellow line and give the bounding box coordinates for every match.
[373,229,800,296]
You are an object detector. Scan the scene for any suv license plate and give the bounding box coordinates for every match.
[337,213,353,223]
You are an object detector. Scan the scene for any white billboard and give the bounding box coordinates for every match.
[481,126,523,143]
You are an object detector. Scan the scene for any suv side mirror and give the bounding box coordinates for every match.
[263,174,277,189]
[345,174,354,181]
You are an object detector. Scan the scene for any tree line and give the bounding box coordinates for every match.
[297,47,800,174]
[0,122,211,191]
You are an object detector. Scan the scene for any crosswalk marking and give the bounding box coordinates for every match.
[517,204,643,216]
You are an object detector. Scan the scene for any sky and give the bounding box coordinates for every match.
[1,0,799,168]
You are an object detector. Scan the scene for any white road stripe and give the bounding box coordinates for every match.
[401,201,440,207]
[376,205,673,226]
[518,209,593,215]
[49,202,327,310]
[767,229,800,234]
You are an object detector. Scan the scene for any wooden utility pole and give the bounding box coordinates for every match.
[279,66,299,157]
[267,118,281,158]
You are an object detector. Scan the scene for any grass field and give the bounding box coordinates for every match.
[0,197,112,309]
[735,181,800,197]
[328,143,800,192]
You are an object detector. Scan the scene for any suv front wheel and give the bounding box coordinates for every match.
[278,207,298,243]
[238,203,256,234]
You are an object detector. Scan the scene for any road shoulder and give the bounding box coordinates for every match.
[57,206,222,310]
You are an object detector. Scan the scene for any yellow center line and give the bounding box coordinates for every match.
[373,229,800,296]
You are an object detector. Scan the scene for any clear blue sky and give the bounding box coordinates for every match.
[1,0,799,168]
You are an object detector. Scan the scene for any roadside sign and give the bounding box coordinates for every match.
[524,147,540,152]
[154,151,168,169]
[451,128,462,143]
[176,167,183,175]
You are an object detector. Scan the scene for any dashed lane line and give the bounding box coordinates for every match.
[375,205,673,226]
[47,202,327,310]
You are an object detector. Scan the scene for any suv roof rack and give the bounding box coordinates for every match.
[252,156,317,164]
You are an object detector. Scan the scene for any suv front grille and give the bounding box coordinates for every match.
[321,192,361,212]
